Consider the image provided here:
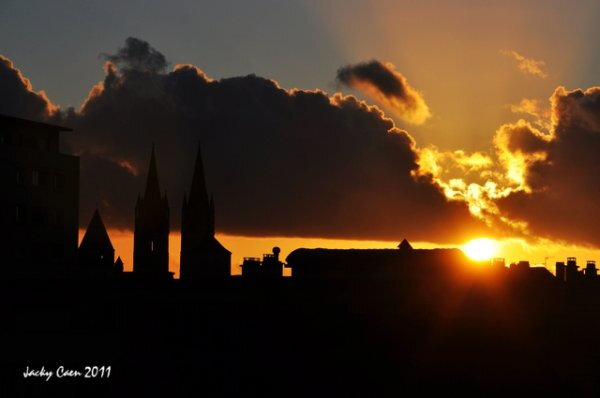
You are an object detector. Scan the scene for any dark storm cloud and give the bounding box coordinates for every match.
[337,60,409,99]
[1,38,488,243]
[0,55,57,120]
[104,37,168,73]
[336,60,430,124]
[496,86,600,246]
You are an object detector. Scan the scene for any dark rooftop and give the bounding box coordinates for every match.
[0,113,72,132]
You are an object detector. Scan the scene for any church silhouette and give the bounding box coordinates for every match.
[75,141,232,279]
[180,144,231,279]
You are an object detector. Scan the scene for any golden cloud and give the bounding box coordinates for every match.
[500,50,548,79]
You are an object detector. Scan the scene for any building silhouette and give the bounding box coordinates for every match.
[133,145,170,276]
[77,209,121,272]
[0,114,79,274]
[262,247,283,278]
[241,257,261,278]
[555,261,566,282]
[566,257,580,283]
[492,257,506,269]
[555,257,598,283]
[180,144,230,279]
[241,247,283,278]
[506,260,554,283]
[509,260,530,272]
[285,240,470,280]
[584,260,598,280]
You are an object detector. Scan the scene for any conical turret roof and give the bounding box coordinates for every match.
[79,209,114,251]
[398,238,413,250]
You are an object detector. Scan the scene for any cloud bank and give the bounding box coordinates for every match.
[496,87,600,246]
[0,38,488,243]
[3,38,600,249]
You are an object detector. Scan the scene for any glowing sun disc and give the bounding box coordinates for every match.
[463,238,497,261]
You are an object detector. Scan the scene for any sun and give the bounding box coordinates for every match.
[463,238,498,261]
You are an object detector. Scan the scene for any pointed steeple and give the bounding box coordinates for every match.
[80,209,114,252]
[188,142,209,207]
[144,143,161,200]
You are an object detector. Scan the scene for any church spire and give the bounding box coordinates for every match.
[144,143,161,200]
[179,143,231,280]
[188,142,209,207]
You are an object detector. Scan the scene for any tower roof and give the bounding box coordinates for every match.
[188,142,209,206]
[79,209,114,252]
[144,143,162,200]
[398,238,413,250]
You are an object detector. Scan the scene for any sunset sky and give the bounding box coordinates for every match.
[2,0,600,276]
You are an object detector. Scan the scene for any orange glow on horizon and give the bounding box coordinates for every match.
[80,231,600,278]
[81,230,411,278]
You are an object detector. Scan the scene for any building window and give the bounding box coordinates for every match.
[150,241,154,252]
[32,170,39,186]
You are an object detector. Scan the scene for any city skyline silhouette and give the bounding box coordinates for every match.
[1,2,600,395]
[2,110,600,396]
